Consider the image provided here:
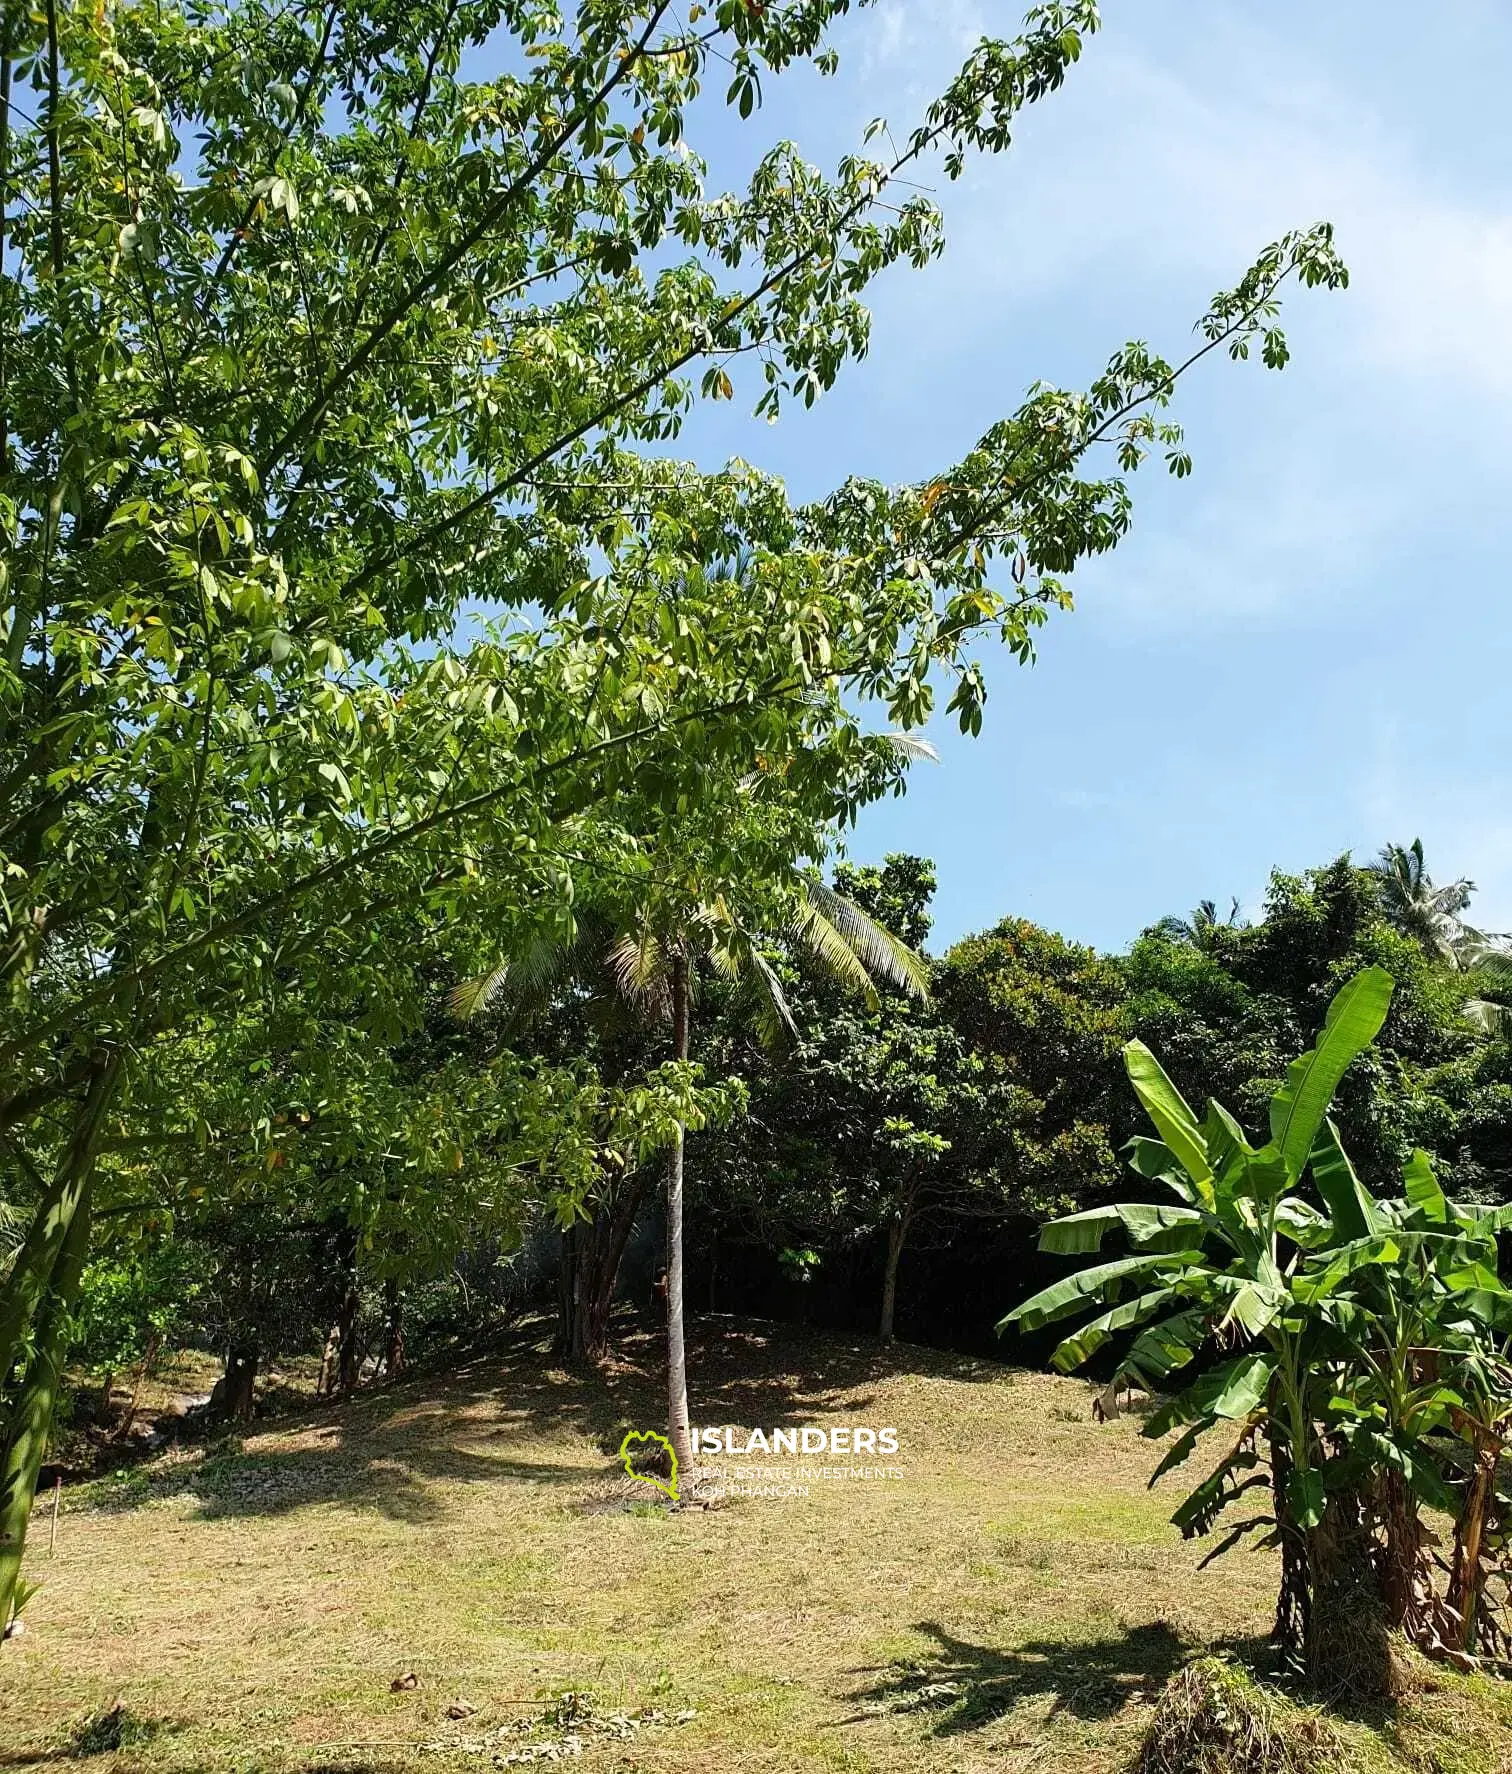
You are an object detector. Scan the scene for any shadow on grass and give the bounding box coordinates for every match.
[73,1313,1016,1524]
[843,1619,1192,1733]
[0,1705,187,1767]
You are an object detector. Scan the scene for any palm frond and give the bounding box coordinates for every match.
[607,928,672,1021]
[877,732,941,765]
[793,878,929,1003]
[1463,998,1508,1038]
[447,929,577,1023]
[447,962,513,1021]
[744,944,799,1049]
[1459,929,1512,981]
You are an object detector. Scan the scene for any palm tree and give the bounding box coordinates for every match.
[1154,896,1247,952]
[1367,839,1512,1032]
[1366,840,1475,962]
[453,875,927,1481]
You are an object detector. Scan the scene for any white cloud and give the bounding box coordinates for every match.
[833,3,1512,625]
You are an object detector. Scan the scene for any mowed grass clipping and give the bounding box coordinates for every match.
[2,1319,1509,1773]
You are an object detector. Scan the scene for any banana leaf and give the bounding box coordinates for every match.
[1270,966,1393,1180]
[997,1252,1201,1335]
[1038,1202,1205,1256]
[1309,1119,1381,1241]
[1123,1042,1214,1199]
[1049,1287,1174,1373]
[1402,1148,1447,1225]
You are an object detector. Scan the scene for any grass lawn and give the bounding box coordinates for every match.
[3,1319,1509,1772]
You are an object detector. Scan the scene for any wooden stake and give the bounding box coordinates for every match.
[48,1475,61,1555]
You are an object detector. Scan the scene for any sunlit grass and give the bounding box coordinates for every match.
[2,1317,1507,1772]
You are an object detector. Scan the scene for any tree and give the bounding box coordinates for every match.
[456,843,927,1471]
[1366,840,1512,1034]
[1367,841,1475,963]
[0,0,1347,1629]
[707,858,1034,1343]
[1004,967,1512,1695]
[1154,897,1248,953]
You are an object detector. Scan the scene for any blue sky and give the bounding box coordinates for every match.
[672,1,1512,952]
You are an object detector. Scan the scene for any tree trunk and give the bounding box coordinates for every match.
[112,1333,160,1443]
[336,1283,361,1394]
[1376,1467,1425,1636]
[317,1319,340,1397]
[1267,1426,1309,1663]
[557,1171,651,1363]
[0,1169,93,1631]
[0,1053,120,1636]
[665,953,694,1487]
[382,1279,405,1379]
[1447,1429,1501,1653]
[331,1223,361,1394]
[879,1210,910,1344]
[1305,1487,1393,1701]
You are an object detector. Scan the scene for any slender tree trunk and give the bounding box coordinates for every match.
[1267,1424,1309,1663]
[557,1170,652,1363]
[0,1054,120,1636]
[665,953,694,1486]
[556,1224,578,1359]
[112,1332,159,1442]
[879,1208,910,1344]
[1447,1430,1501,1653]
[331,1223,361,1394]
[317,1320,340,1397]
[382,1279,405,1379]
[0,1172,92,1631]
[336,1284,361,1394]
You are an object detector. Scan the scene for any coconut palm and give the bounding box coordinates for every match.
[1155,896,1247,952]
[453,874,928,1480]
[1366,840,1512,1032]
[1366,840,1475,963]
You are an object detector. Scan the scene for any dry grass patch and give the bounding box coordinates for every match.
[0,1318,1507,1773]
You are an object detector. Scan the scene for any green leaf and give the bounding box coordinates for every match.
[1170,1442,1266,1537]
[1285,1466,1325,1529]
[1049,1288,1173,1373]
[1268,966,1393,1179]
[1038,1202,1204,1256]
[1402,1148,1447,1224]
[1221,1281,1287,1339]
[1145,1352,1273,1438]
[1309,1119,1380,1241]
[1124,1136,1198,1204]
[1123,1042,1213,1199]
[1123,1308,1210,1393]
[1211,1352,1273,1419]
[998,1253,1200,1336]
[1149,1421,1205,1487]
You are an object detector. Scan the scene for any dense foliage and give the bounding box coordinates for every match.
[1007,967,1512,1693]
[0,0,1353,1632]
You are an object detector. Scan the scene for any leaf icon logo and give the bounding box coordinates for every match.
[618,1428,679,1504]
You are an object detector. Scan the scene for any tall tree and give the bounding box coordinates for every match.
[1366,840,1476,963]
[0,0,1345,1627]
[457,844,927,1471]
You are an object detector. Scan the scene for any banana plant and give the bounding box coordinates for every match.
[1001,963,1512,1674]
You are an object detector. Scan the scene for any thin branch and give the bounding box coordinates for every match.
[256,0,677,481]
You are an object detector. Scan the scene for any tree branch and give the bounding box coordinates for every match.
[256,0,676,482]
